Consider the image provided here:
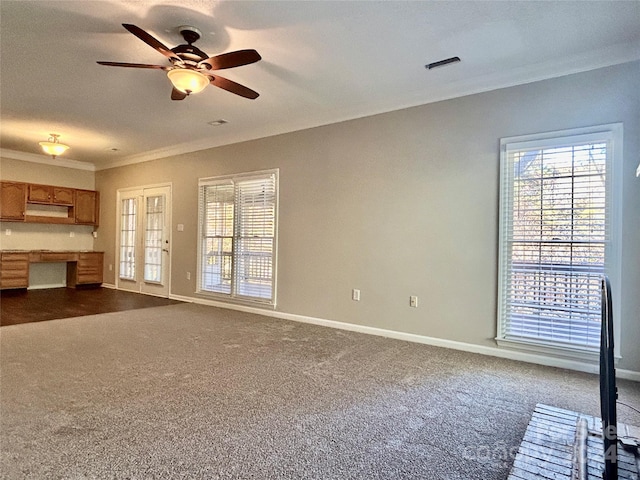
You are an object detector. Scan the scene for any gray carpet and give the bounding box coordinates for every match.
[1,303,639,479]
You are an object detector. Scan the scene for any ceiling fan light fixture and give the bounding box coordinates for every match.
[39,134,69,159]
[167,68,209,95]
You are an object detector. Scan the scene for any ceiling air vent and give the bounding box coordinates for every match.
[426,56,461,70]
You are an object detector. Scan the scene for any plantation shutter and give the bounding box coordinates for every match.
[198,170,277,304]
[498,133,612,350]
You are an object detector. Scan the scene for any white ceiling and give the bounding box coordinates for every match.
[1,1,639,171]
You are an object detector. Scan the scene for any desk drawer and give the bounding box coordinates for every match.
[0,277,29,288]
[73,252,103,285]
[0,253,29,289]
[1,252,30,263]
[36,252,78,262]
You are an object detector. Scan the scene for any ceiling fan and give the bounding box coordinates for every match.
[98,24,261,101]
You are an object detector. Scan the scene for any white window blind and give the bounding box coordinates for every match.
[498,126,621,354]
[198,170,277,305]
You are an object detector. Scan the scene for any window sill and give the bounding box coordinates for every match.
[495,336,618,364]
[195,290,276,310]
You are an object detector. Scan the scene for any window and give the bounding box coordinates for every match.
[497,125,622,356]
[198,170,278,305]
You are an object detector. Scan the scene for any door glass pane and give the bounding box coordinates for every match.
[144,195,164,283]
[119,198,136,280]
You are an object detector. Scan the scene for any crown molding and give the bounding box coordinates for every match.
[0,149,95,171]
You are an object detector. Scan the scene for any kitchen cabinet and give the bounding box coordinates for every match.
[0,182,27,221]
[0,181,99,226]
[75,189,99,226]
[0,252,30,289]
[68,252,104,286]
[0,251,104,289]
[28,184,74,205]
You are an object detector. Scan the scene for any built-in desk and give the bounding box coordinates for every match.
[0,250,103,289]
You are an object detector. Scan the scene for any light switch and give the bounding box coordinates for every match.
[177,224,184,232]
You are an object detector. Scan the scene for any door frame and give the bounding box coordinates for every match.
[115,183,172,298]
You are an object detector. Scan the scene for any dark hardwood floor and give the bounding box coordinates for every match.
[0,287,183,326]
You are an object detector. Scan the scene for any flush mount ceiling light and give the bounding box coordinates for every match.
[39,134,69,159]
[167,68,210,95]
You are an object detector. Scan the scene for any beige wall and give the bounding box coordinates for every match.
[3,62,635,372]
[94,61,640,372]
[0,157,94,189]
[0,158,96,284]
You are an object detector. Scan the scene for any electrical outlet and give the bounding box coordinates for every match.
[69,231,75,238]
[187,272,191,280]
[109,264,113,271]
[410,296,418,308]
[5,229,11,236]
[352,289,360,301]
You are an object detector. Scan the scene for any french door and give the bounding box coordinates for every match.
[116,185,171,297]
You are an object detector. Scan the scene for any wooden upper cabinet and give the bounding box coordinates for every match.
[0,181,99,226]
[0,182,27,221]
[27,184,52,203]
[28,184,74,205]
[52,187,74,205]
[75,189,99,226]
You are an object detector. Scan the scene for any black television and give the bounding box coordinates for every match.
[600,276,617,480]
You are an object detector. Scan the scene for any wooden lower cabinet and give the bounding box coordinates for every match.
[0,251,103,289]
[0,252,30,289]
[67,252,104,286]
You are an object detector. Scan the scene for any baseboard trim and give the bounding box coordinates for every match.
[28,283,66,290]
[617,368,640,382]
[169,293,640,382]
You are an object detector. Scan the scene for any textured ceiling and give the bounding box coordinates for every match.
[1,0,638,170]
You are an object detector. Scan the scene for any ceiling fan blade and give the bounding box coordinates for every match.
[200,49,261,70]
[97,61,168,70]
[171,88,188,101]
[209,75,259,99]
[122,23,180,61]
